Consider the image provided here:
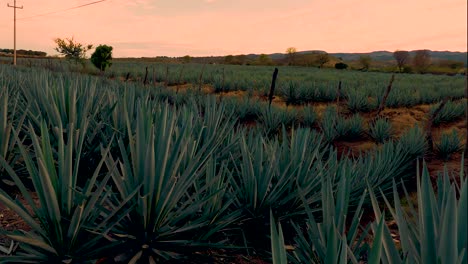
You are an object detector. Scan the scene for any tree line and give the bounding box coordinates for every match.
[0,48,47,57]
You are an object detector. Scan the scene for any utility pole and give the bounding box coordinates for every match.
[7,0,23,66]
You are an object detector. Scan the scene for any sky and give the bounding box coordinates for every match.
[0,0,466,57]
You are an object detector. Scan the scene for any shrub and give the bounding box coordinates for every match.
[335,62,348,70]
[91,45,113,72]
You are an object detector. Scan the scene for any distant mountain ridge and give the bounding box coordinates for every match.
[262,50,467,64]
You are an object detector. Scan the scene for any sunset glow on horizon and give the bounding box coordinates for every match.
[0,0,466,57]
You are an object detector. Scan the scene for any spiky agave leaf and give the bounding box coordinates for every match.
[369,157,467,263]
[369,117,393,144]
[435,129,463,161]
[290,170,368,264]
[104,100,236,262]
[0,120,133,263]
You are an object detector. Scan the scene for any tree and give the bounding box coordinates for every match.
[413,50,431,73]
[358,55,372,71]
[316,53,330,68]
[393,50,410,72]
[91,45,113,72]
[182,55,192,63]
[286,47,297,65]
[54,37,93,63]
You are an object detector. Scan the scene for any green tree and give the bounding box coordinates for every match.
[90,45,113,72]
[54,37,93,63]
[182,55,192,63]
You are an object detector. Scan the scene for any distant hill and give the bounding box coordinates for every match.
[330,50,467,64]
[257,50,467,65]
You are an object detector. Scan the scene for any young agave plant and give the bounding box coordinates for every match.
[369,158,467,264]
[435,129,463,161]
[301,105,317,127]
[320,106,339,143]
[398,125,428,159]
[369,117,393,144]
[347,90,376,113]
[430,100,466,126]
[103,102,235,263]
[0,121,132,263]
[259,106,296,137]
[269,172,379,264]
[335,114,365,140]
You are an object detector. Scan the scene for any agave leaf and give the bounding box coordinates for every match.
[270,211,288,264]
[368,214,385,264]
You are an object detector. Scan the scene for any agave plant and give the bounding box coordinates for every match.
[227,127,333,253]
[369,158,467,264]
[301,105,317,127]
[103,101,235,262]
[320,106,339,143]
[0,121,132,263]
[429,100,466,126]
[280,80,303,105]
[335,114,365,140]
[347,90,376,113]
[435,129,463,161]
[290,173,372,264]
[258,105,296,137]
[398,125,428,159]
[369,117,393,144]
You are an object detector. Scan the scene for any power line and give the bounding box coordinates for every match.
[18,0,108,21]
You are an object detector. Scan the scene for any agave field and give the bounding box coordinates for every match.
[0,62,467,263]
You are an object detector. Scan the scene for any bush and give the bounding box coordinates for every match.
[335,62,348,70]
[91,45,113,71]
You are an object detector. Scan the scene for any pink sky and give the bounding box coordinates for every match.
[0,0,466,57]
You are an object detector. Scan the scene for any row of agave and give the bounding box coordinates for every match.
[0,65,466,263]
[10,58,466,108]
[271,159,467,264]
